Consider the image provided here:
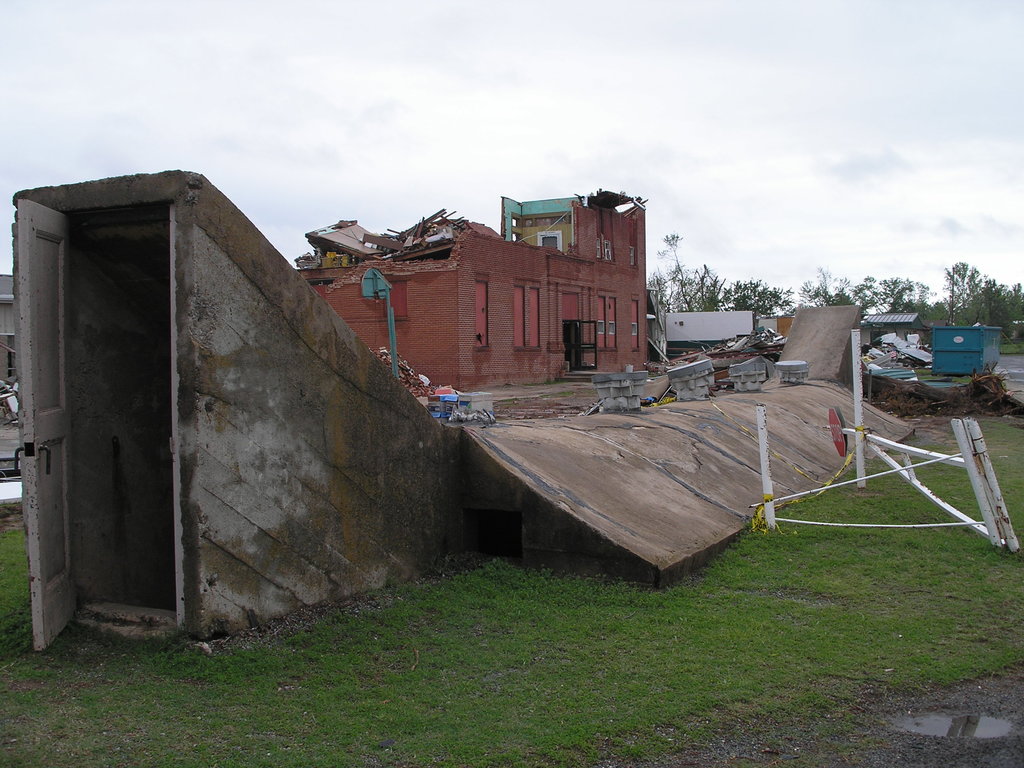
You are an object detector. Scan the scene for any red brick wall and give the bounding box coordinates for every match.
[299,210,647,389]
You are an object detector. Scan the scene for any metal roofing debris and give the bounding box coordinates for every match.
[862,313,927,327]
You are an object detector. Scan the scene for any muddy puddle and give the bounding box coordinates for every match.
[894,713,1014,738]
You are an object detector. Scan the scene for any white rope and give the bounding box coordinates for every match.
[773,518,982,529]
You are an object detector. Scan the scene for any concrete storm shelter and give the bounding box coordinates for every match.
[13,171,912,652]
[13,172,461,649]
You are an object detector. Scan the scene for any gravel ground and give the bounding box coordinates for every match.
[613,668,1024,767]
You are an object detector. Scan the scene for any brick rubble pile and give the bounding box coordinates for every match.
[374,348,437,397]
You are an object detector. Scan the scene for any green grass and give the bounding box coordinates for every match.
[1001,341,1024,354]
[2,419,1023,767]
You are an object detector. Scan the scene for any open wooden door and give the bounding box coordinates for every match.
[15,200,74,650]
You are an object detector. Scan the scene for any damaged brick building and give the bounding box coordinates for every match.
[295,191,648,389]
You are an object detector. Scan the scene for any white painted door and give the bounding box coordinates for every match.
[15,200,74,650]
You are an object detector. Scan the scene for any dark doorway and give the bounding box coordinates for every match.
[463,509,523,558]
[66,205,176,610]
[563,320,597,370]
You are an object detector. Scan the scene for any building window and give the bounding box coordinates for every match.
[561,292,580,321]
[596,238,602,259]
[514,285,541,347]
[538,231,562,250]
[475,281,488,346]
[596,297,606,347]
[604,296,617,347]
[629,246,636,266]
[603,240,613,261]
[631,299,640,349]
[513,286,525,347]
[527,287,540,347]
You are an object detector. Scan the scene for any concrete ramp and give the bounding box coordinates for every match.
[462,381,908,585]
[781,305,862,385]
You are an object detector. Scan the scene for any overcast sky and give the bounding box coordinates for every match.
[4,0,1022,300]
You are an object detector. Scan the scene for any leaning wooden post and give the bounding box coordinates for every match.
[951,418,1019,551]
[756,404,776,529]
[850,328,867,488]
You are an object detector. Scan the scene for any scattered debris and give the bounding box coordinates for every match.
[0,380,18,425]
[373,347,436,397]
[869,372,1024,417]
[653,329,786,385]
[864,332,933,375]
[448,409,496,425]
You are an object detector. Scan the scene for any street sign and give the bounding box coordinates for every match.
[828,407,847,457]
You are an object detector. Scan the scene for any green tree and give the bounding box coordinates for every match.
[647,233,726,311]
[943,262,983,324]
[851,276,879,312]
[722,279,795,316]
[798,268,854,307]
[977,278,1019,328]
[677,264,727,312]
[854,276,931,313]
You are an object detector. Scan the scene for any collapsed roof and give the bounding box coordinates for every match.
[297,189,644,269]
[297,209,480,268]
[585,189,647,210]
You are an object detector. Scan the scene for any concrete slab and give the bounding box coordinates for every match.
[781,305,862,386]
[462,380,908,585]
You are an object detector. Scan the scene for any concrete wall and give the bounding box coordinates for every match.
[171,177,463,636]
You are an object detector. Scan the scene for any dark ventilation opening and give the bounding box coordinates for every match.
[463,509,523,558]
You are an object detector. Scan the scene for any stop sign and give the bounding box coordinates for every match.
[828,407,847,457]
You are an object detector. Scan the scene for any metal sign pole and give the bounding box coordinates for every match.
[361,268,400,380]
[756,404,776,529]
[385,296,398,379]
[850,328,866,488]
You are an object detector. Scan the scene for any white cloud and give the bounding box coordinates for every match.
[4,0,1024,298]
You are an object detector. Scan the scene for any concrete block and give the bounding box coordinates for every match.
[776,360,810,383]
[668,359,714,400]
[592,371,647,412]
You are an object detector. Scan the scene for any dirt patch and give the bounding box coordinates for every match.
[618,668,1024,768]
[492,381,598,420]
[0,504,22,535]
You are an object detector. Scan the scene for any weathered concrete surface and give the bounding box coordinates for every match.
[16,172,462,638]
[462,380,908,585]
[781,305,862,386]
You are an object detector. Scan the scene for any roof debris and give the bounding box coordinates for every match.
[297,209,473,269]
[585,189,647,210]
[655,329,787,372]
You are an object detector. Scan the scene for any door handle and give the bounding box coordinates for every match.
[38,445,51,475]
